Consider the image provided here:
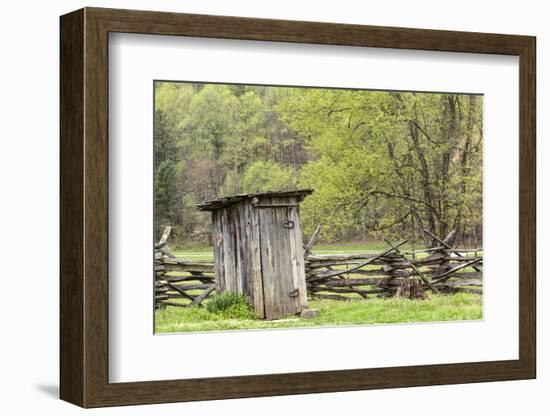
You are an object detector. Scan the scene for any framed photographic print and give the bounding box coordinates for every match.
[60,7,536,408]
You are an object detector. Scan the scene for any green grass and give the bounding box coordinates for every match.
[155,293,482,333]
[171,246,213,261]
[311,241,395,253]
[205,292,255,318]
[172,242,389,260]
[172,241,411,261]
[171,241,482,261]
[161,241,482,333]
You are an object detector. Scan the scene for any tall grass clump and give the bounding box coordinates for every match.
[206,292,256,319]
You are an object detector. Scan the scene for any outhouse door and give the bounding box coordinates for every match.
[257,205,307,320]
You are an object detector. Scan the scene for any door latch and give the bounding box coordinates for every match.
[282,220,295,229]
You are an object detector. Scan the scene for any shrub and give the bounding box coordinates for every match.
[206,292,256,319]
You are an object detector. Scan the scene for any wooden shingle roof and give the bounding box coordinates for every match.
[196,189,313,211]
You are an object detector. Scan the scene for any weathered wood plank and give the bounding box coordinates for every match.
[162,258,214,270]
[155,226,172,249]
[163,275,214,283]
[291,204,308,310]
[436,279,483,287]
[310,287,384,295]
[303,224,322,254]
[222,208,237,293]
[258,202,279,319]
[212,210,225,292]
[431,258,483,283]
[248,201,265,318]
[275,206,291,316]
[158,246,176,258]
[312,294,354,301]
[239,202,251,301]
[307,268,385,278]
[168,283,215,291]
[306,242,406,281]
[315,278,387,287]
[306,253,383,261]
[166,283,195,301]
[191,285,216,305]
[232,204,244,296]
[423,229,482,272]
[157,301,189,308]
[258,200,290,319]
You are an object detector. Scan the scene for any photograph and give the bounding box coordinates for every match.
[153,81,484,333]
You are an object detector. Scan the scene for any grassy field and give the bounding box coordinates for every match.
[155,293,482,333]
[157,242,482,334]
[170,241,463,261]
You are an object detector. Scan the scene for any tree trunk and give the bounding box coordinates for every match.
[396,277,429,300]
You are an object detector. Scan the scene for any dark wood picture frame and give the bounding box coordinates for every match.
[60,7,536,408]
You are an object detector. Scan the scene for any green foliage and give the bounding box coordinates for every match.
[154,81,483,247]
[155,160,178,223]
[206,292,256,319]
[278,89,483,243]
[240,160,297,193]
[154,110,178,166]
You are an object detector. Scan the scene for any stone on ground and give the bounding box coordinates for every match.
[300,309,320,319]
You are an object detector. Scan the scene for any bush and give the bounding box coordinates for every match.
[206,292,256,319]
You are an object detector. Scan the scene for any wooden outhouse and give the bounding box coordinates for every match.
[197,190,313,320]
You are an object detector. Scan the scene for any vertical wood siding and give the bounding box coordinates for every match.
[211,195,308,319]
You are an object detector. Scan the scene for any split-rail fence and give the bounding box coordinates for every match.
[155,227,482,309]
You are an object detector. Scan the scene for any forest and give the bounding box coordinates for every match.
[154,81,483,248]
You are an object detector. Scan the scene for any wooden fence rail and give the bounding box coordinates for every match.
[155,227,482,309]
